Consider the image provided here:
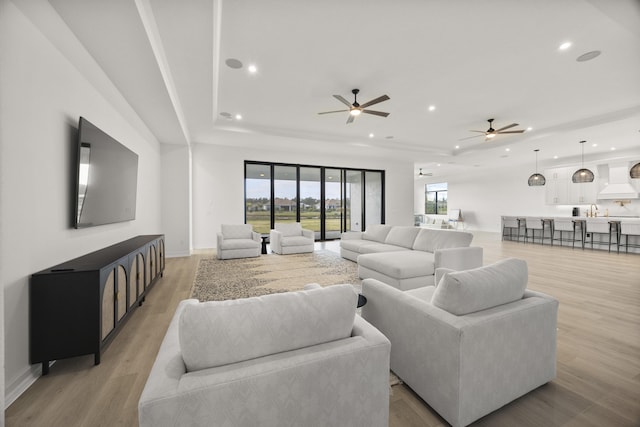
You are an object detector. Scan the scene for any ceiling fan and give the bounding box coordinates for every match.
[417,168,432,177]
[461,118,525,141]
[318,89,390,124]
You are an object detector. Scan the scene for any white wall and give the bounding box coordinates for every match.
[0,2,162,408]
[161,144,192,257]
[414,154,640,232]
[192,138,414,249]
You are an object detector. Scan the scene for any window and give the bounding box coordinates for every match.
[245,161,385,240]
[425,182,447,214]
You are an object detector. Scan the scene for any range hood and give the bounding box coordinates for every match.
[597,164,638,200]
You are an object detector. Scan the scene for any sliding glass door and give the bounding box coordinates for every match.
[245,161,384,240]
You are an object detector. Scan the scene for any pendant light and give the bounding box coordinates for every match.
[528,149,546,186]
[572,140,594,183]
[630,162,640,179]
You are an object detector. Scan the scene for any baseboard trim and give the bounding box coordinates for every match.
[5,362,51,409]
[166,250,191,258]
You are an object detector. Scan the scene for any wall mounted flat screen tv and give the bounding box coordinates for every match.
[74,117,139,228]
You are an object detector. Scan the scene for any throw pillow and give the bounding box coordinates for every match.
[431,258,528,315]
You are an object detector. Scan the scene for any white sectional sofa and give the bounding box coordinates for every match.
[361,258,559,427]
[139,285,391,427]
[340,225,483,290]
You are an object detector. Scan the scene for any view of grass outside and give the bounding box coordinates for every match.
[246,201,343,234]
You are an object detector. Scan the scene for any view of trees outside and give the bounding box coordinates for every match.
[425,182,448,214]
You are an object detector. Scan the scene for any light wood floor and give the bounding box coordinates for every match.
[6,232,640,426]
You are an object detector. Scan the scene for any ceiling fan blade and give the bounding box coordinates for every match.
[495,123,519,132]
[333,95,353,107]
[361,109,389,117]
[346,114,355,124]
[496,130,525,134]
[317,109,349,115]
[469,130,487,133]
[458,134,483,141]
[359,94,390,109]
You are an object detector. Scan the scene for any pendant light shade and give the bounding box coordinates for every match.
[572,140,594,183]
[630,162,640,179]
[528,149,546,186]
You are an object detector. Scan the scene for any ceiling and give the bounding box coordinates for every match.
[41,0,640,176]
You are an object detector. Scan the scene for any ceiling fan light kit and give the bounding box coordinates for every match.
[318,88,390,124]
[572,140,595,183]
[528,149,546,186]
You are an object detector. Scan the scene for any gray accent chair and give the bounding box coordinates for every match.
[139,285,391,427]
[361,258,558,427]
[216,224,261,259]
[270,222,314,254]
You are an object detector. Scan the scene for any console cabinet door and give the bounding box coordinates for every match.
[101,269,116,340]
[116,265,127,322]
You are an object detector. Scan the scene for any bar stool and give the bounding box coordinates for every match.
[524,217,544,244]
[542,218,554,245]
[553,217,582,248]
[573,219,587,249]
[501,216,521,241]
[620,221,640,253]
[585,219,618,252]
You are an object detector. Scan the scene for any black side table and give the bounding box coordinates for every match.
[260,236,268,254]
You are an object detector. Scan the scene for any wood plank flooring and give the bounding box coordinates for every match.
[6,232,640,426]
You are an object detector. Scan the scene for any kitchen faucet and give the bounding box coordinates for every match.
[589,204,599,217]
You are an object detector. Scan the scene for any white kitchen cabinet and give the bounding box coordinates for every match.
[545,167,569,205]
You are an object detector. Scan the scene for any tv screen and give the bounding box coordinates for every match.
[74,117,139,228]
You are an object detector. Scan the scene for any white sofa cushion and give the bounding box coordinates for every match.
[275,222,303,237]
[412,228,473,253]
[362,224,393,242]
[221,224,253,239]
[358,251,436,279]
[179,284,357,372]
[431,258,528,315]
[384,226,421,249]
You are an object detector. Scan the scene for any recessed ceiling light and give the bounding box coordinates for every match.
[428,105,436,112]
[576,50,601,62]
[559,41,572,51]
[526,127,533,131]
[505,148,510,152]
[554,155,558,159]
[248,64,258,73]
[455,145,460,149]
[437,163,441,167]
[369,133,374,138]
[592,143,597,147]
[225,58,243,69]
[235,114,242,120]
[611,147,616,151]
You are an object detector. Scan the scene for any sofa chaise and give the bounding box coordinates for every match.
[361,258,558,427]
[341,225,483,290]
[139,284,391,427]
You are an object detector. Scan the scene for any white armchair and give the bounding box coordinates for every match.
[362,258,558,427]
[216,224,261,259]
[269,222,314,254]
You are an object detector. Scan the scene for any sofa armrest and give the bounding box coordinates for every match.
[269,229,281,252]
[341,231,363,240]
[139,299,197,424]
[434,246,483,272]
[251,231,261,243]
[302,228,314,239]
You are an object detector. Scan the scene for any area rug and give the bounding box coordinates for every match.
[191,250,361,302]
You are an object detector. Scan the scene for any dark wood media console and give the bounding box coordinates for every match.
[30,235,165,375]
